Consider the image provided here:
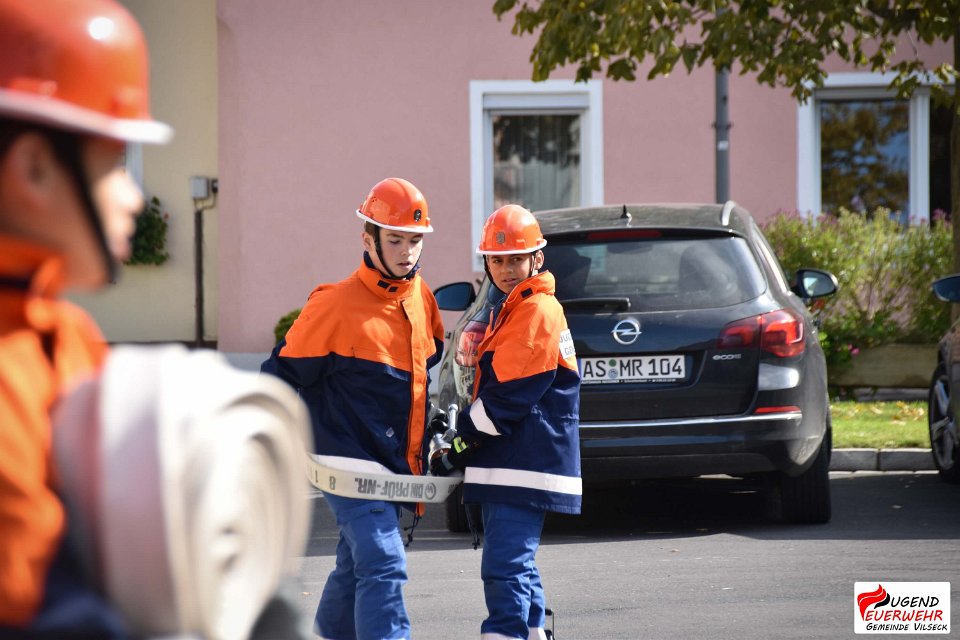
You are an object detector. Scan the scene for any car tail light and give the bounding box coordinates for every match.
[455,320,487,367]
[718,309,804,357]
[717,316,761,349]
[760,309,804,357]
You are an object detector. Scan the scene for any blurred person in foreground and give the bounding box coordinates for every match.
[0,1,310,638]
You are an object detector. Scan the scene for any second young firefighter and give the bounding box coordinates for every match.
[432,204,582,640]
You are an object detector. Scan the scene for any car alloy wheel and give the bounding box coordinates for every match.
[928,362,960,483]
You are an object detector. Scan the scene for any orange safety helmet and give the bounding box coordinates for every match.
[356,177,433,233]
[477,204,547,255]
[0,0,171,144]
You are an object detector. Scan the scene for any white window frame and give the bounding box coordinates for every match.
[470,80,604,270]
[125,142,144,190]
[797,72,931,223]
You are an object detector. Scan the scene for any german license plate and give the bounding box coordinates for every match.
[579,355,685,384]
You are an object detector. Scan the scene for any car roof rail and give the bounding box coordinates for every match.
[720,200,737,226]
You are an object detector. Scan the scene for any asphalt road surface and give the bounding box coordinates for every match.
[295,471,959,639]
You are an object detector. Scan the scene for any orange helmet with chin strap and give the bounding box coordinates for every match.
[0,0,172,283]
[0,0,171,143]
[356,178,432,233]
[477,204,546,255]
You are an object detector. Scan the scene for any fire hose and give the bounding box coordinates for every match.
[305,403,464,502]
[305,455,462,503]
[53,345,312,640]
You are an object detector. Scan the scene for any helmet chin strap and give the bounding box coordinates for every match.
[372,226,400,279]
[372,225,421,281]
[49,132,117,283]
[485,251,541,294]
[529,249,546,280]
[483,256,501,293]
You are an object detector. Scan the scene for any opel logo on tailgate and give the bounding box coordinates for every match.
[612,318,642,345]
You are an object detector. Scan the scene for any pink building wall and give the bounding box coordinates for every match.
[601,70,797,210]
[216,0,950,353]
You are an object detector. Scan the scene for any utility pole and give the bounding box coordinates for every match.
[715,67,731,203]
[190,176,218,348]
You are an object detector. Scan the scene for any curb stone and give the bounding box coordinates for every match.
[831,448,935,472]
[878,448,936,471]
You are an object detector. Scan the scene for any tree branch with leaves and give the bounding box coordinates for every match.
[494,0,959,266]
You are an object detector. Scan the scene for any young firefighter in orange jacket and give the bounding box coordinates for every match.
[431,205,582,640]
[261,177,444,640]
[0,0,169,635]
[1,5,315,637]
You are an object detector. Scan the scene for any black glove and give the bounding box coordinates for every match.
[429,435,477,476]
[428,410,449,436]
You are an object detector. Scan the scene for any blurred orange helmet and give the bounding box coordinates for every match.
[0,0,171,144]
[477,204,547,255]
[356,177,433,233]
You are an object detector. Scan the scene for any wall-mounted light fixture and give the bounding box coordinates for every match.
[191,176,215,200]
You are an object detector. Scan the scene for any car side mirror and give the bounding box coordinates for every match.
[932,274,960,303]
[433,281,476,311]
[792,268,838,299]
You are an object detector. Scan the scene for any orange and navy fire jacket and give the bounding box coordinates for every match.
[261,254,444,483]
[457,270,582,514]
[0,236,115,628]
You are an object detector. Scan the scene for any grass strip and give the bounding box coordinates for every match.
[831,400,929,449]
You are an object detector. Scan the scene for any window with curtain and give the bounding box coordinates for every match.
[470,80,604,270]
[491,113,581,212]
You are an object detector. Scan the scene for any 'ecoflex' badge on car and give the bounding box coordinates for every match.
[855,582,950,634]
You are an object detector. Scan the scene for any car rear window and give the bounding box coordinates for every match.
[543,236,766,311]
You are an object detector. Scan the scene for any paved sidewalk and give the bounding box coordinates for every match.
[831,448,934,472]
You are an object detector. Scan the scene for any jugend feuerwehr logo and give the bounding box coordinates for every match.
[855,582,950,634]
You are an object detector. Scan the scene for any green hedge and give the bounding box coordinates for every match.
[274,307,302,345]
[762,208,952,374]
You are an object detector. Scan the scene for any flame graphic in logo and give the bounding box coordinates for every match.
[857,584,891,619]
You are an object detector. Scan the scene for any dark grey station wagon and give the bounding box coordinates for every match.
[434,202,838,529]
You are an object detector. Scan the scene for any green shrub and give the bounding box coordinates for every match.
[274,307,302,345]
[762,208,951,376]
[125,196,169,266]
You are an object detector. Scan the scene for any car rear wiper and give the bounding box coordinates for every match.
[559,297,631,312]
